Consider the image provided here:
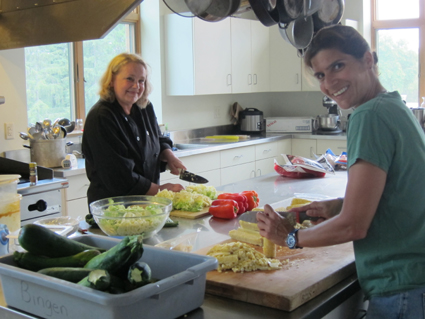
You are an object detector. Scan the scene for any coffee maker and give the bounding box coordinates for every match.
[313,96,343,134]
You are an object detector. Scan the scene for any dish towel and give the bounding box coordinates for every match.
[230,102,244,125]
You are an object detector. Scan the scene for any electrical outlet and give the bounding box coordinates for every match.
[5,123,14,140]
[214,106,221,119]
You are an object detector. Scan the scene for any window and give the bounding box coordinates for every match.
[371,0,425,107]
[25,10,140,126]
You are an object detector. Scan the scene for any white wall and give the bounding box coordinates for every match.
[0,49,28,153]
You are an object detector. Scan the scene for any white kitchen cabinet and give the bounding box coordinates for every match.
[276,138,292,156]
[292,138,317,159]
[220,162,256,185]
[231,18,270,93]
[316,139,347,156]
[302,60,321,92]
[255,157,276,176]
[161,151,221,186]
[61,174,90,219]
[220,145,256,168]
[269,25,301,92]
[254,141,278,177]
[165,14,232,95]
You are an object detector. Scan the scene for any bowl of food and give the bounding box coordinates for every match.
[89,195,173,238]
[33,216,80,236]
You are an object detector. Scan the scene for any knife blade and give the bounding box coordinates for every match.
[179,169,209,184]
[239,210,319,227]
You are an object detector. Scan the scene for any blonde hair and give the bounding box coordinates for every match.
[99,53,152,108]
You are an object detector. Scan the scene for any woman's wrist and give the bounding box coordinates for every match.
[147,183,160,195]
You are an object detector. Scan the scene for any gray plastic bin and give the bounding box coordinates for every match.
[0,235,218,319]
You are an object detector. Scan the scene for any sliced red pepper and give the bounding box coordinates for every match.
[240,190,260,211]
[209,199,238,219]
[217,193,247,214]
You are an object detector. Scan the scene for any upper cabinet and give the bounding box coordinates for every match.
[231,19,270,93]
[165,14,232,96]
[165,14,322,96]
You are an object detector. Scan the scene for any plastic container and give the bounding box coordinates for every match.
[0,235,218,319]
[0,175,20,201]
[0,194,22,233]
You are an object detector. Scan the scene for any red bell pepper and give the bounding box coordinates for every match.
[209,199,238,219]
[240,190,259,211]
[217,193,248,214]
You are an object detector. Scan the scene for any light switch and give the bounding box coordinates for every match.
[5,123,14,140]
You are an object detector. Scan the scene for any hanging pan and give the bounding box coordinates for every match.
[276,0,304,27]
[249,0,279,27]
[163,0,195,17]
[278,14,314,50]
[312,0,345,32]
[186,0,241,22]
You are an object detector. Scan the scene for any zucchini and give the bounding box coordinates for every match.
[37,267,93,283]
[14,249,101,272]
[18,224,105,258]
[84,235,143,274]
[127,261,151,287]
[78,269,111,291]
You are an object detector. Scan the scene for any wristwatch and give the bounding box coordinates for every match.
[286,229,302,249]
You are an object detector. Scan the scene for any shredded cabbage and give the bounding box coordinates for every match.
[97,201,166,236]
[156,189,212,212]
[186,185,218,200]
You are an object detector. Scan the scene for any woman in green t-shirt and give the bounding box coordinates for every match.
[257,25,425,319]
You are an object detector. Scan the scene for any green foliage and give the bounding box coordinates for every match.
[378,34,419,105]
[25,23,133,125]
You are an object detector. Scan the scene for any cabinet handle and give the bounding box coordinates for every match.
[251,170,256,178]
[296,73,299,84]
[234,155,243,160]
[248,74,252,85]
[310,147,314,158]
[257,168,261,176]
[253,74,257,85]
[227,74,232,86]
[263,148,272,154]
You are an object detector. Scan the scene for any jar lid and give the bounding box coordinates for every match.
[0,175,21,185]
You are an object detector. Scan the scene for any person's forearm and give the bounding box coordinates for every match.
[146,182,159,195]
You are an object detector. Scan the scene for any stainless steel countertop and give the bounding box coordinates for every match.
[53,132,346,178]
[2,171,354,319]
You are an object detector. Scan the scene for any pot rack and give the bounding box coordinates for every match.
[163,0,345,52]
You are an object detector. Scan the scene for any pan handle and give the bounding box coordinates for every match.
[23,144,31,149]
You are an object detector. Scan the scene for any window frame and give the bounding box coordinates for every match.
[371,0,425,101]
[74,9,141,120]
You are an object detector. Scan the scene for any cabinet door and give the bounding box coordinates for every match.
[231,18,252,93]
[316,139,347,155]
[255,141,277,160]
[269,25,301,92]
[276,139,292,156]
[220,162,256,185]
[67,197,89,220]
[301,60,321,92]
[194,18,232,95]
[251,20,270,92]
[220,146,256,168]
[256,157,275,177]
[66,174,90,200]
[291,138,317,159]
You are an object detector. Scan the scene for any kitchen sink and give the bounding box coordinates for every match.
[174,143,212,150]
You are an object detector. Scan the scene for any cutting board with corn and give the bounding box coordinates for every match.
[194,197,355,312]
[195,240,355,312]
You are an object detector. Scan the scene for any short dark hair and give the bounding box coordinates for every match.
[304,24,377,68]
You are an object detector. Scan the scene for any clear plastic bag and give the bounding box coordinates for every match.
[154,229,200,252]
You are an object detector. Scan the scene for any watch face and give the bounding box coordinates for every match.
[286,234,296,248]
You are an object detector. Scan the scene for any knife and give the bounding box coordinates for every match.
[239,210,319,227]
[178,169,209,184]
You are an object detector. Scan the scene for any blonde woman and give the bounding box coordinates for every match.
[82,53,185,206]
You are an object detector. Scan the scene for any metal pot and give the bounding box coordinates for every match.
[313,114,340,131]
[239,108,264,133]
[411,107,425,128]
[29,139,66,168]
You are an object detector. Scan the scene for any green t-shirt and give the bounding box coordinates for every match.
[348,91,425,299]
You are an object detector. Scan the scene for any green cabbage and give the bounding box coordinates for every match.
[186,185,218,200]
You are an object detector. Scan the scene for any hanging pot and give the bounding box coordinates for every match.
[276,0,304,26]
[163,0,195,17]
[279,15,314,50]
[312,0,345,32]
[186,0,241,22]
[249,0,279,27]
[231,0,252,16]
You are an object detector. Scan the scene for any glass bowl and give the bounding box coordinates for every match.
[89,195,172,238]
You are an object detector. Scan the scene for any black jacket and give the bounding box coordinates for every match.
[82,99,172,205]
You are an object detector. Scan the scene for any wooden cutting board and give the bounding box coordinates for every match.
[170,206,210,219]
[195,239,356,312]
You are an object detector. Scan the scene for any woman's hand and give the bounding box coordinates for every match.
[289,198,343,224]
[256,204,294,247]
[159,183,185,192]
[160,149,186,175]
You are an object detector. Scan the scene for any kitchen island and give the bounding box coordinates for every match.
[0,170,365,319]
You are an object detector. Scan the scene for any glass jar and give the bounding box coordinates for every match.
[421,97,425,108]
